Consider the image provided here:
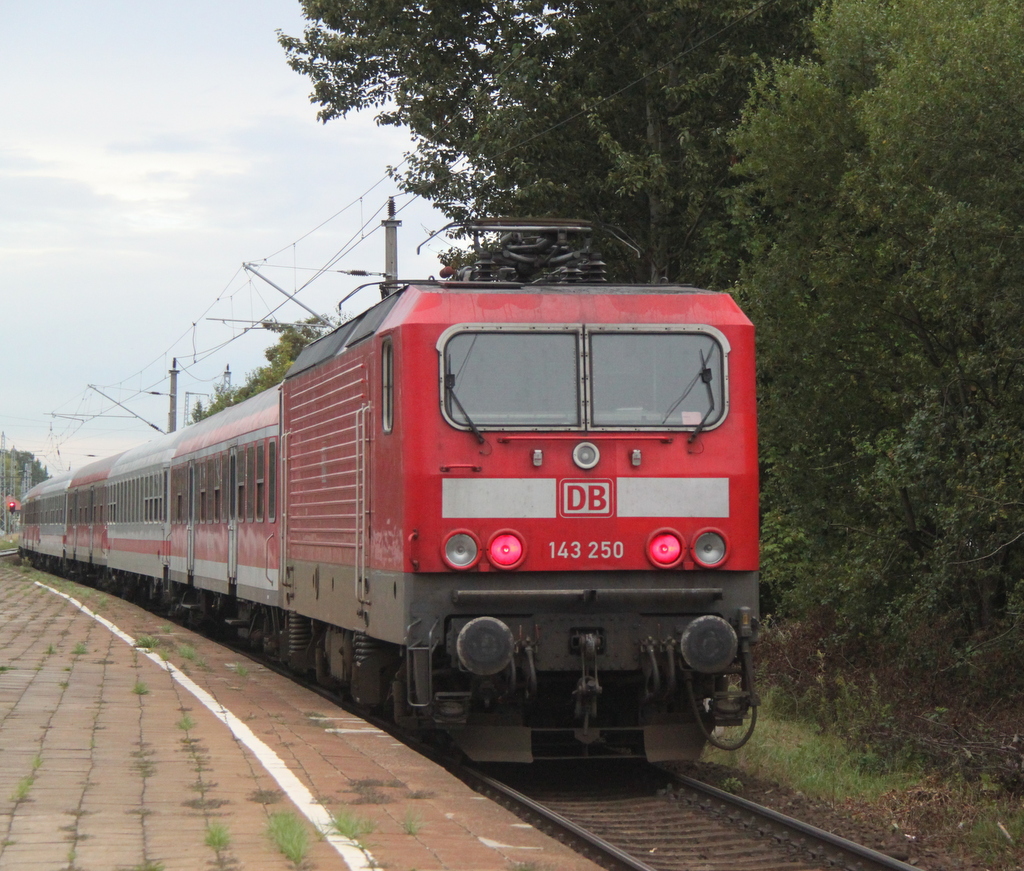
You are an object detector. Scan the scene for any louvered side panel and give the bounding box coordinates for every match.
[285,358,367,566]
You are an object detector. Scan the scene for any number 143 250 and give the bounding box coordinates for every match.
[549,541,624,559]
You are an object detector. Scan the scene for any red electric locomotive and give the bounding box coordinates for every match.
[21,219,759,762]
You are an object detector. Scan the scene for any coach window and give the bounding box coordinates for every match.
[212,458,221,523]
[381,338,394,433]
[197,464,205,523]
[235,452,245,523]
[224,454,232,523]
[268,440,277,521]
[255,442,265,522]
[589,329,727,429]
[245,445,255,522]
[442,330,580,429]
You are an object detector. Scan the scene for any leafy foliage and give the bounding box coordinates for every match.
[190,319,335,422]
[280,0,817,286]
[733,0,1024,679]
[2,448,48,491]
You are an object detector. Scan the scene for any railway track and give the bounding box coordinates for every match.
[456,760,922,871]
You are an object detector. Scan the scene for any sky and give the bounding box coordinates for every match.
[0,1,447,484]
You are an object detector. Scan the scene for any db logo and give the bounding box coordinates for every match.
[559,479,614,517]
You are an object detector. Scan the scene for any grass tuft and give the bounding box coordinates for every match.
[205,822,231,851]
[266,811,310,865]
[329,807,376,841]
[10,775,35,802]
[132,681,150,696]
[402,807,423,835]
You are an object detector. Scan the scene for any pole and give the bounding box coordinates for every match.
[168,358,178,433]
[381,197,401,297]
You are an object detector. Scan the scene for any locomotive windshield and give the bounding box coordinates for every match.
[444,331,581,426]
[440,326,727,431]
[589,331,725,428]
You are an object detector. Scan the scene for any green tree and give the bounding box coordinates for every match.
[191,319,335,422]
[280,0,816,286]
[733,0,1024,684]
[2,448,48,493]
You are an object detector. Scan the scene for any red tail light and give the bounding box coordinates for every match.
[488,531,525,569]
[647,530,684,568]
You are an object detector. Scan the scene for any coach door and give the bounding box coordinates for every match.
[186,461,196,580]
[227,448,238,584]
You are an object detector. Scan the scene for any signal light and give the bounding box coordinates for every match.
[6,500,18,513]
[488,531,525,569]
[647,529,684,568]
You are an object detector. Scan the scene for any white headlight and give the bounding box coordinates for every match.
[444,533,478,569]
[693,531,727,567]
[572,441,600,470]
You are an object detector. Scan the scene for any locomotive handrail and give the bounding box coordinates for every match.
[452,588,723,605]
[496,433,674,443]
[264,532,275,585]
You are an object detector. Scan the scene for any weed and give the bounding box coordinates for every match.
[205,822,231,851]
[71,642,87,656]
[0,665,11,673]
[128,862,164,871]
[720,776,743,794]
[352,784,393,805]
[182,797,229,810]
[329,808,376,841]
[248,788,283,805]
[229,662,249,677]
[132,681,150,696]
[11,775,35,802]
[44,644,56,655]
[135,635,159,650]
[31,755,42,772]
[177,714,196,731]
[132,759,156,779]
[266,811,310,865]
[178,643,198,661]
[353,778,403,789]
[402,807,424,835]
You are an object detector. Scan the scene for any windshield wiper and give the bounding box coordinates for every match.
[687,349,716,443]
[660,347,716,426]
[444,373,486,444]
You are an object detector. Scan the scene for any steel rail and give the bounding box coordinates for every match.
[662,768,921,871]
[456,764,660,871]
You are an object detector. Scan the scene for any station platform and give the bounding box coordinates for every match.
[0,559,603,871]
